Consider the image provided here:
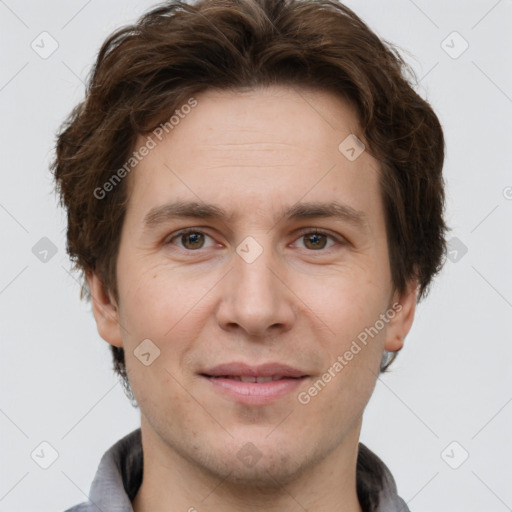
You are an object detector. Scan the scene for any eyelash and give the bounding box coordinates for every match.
[165,227,346,253]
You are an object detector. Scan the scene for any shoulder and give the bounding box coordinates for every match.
[61,428,142,512]
[62,504,96,512]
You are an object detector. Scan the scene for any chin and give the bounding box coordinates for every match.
[197,438,319,489]
[217,457,305,489]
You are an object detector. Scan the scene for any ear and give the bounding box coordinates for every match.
[86,271,123,348]
[384,279,418,352]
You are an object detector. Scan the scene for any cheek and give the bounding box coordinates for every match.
[306,277,389,399]
[117,264,210,377]
[307,305,385,417]
[126,357,200,434]
[117,261,188,334]
[308,270,386,335]
[296,338,382,444]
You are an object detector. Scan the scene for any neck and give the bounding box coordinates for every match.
[132,416,364,512]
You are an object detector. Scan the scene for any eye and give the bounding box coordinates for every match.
[166,228,215,250]
[165,227,345,252]
[292,229,342,251]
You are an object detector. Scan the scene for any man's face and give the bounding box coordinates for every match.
[90,86,416,485]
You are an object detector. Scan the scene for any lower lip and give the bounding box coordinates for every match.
[202,376,307,405]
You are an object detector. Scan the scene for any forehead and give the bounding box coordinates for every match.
[165,85,362,151]
[124,85,382,227]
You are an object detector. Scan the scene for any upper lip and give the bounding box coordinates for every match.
[201,362,308,378]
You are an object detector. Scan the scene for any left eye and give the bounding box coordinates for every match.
[292,230,339,251]
[166,229,341,251]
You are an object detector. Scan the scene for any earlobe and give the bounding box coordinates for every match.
[86,271,124,348]
[384,279,418,352]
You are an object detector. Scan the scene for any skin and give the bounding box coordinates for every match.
[88,85,418,512]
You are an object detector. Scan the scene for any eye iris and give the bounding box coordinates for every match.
[304,233,327,250]
[182,232,204,250]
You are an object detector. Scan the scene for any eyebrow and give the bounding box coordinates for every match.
[143,200,368,230]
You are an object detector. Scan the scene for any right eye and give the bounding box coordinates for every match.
[165,228,217,251]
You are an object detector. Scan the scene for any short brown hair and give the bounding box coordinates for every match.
[52,0,447,401]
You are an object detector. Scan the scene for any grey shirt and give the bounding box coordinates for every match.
[63,428,410,512]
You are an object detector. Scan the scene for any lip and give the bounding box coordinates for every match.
[200,362,309,405]
[202,362,307,378]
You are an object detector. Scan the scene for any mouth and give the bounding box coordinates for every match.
[199,362,309,404]
[203,375,302,382]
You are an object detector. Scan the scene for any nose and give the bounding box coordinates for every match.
[215,239,296,339]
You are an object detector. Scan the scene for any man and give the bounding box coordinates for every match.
[53,0,447,510]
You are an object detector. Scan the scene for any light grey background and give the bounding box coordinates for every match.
[1,1,511,511]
